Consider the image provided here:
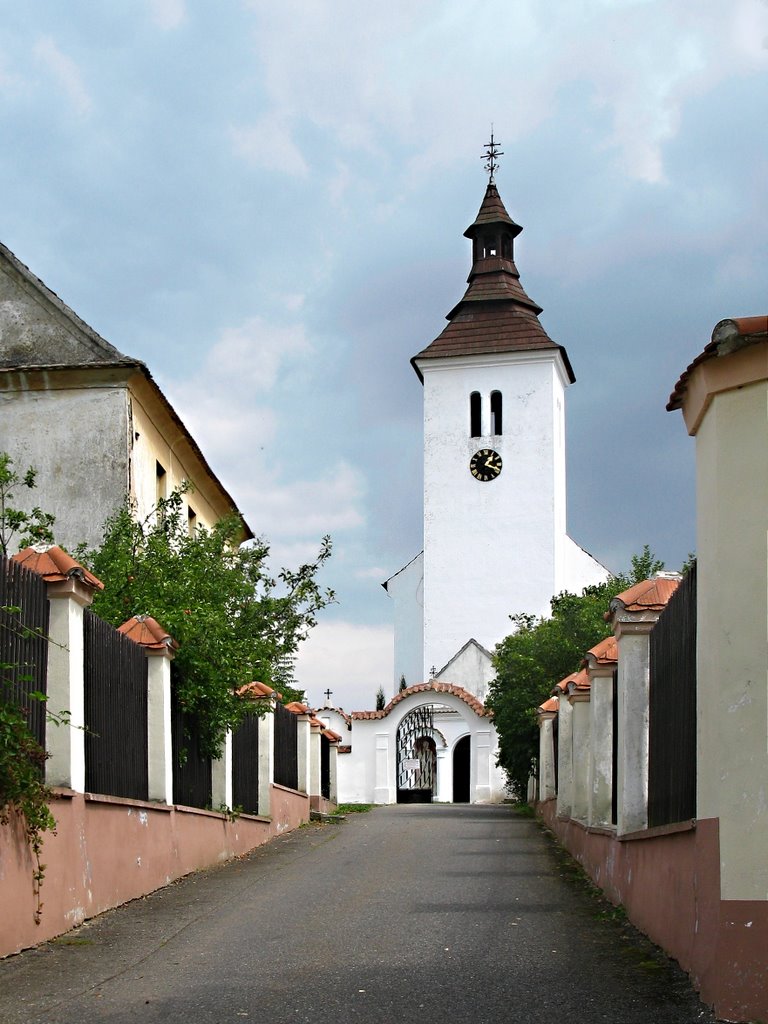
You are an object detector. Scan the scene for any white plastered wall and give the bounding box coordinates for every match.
[335,693,507,805]
[383,552,424,694]
[421,351,569,679]
[695,377,768,901]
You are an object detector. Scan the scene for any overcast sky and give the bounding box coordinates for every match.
[1,1,766,711]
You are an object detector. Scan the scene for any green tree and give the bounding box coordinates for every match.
[0,453,56,556]
[487,547,665,797]
[78,489,334,756]
[0,452,57,920]
[375,686,386,711]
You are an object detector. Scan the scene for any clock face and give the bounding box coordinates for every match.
[470,448,502,482]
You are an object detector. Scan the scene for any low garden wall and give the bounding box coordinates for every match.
[1,784,309,957]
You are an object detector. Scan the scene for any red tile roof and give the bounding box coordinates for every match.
[611,574,681,614]
[118,615,178,650]
[538,696,559,714]
[322,729,342,743]
[668,315,768,410]
[350,682,490,719]
[11,544,103,590]
[337,744,352,754]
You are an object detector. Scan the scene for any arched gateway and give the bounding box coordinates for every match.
[318,683,508,805]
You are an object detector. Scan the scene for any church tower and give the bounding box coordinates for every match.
[406,138,607,691]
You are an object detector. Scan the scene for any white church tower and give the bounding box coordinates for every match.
[385,138,607,700]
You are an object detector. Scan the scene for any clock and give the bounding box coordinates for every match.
[469,448,502,482]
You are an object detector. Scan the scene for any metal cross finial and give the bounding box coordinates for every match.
[429,665,437,679]
[324,688,333,702]
[482,128,503,184]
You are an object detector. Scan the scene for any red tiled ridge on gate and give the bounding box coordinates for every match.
[284,701,309,715]
[350,682,490,719]
[552,671,580,694]
[668,315,768,411]
[610,574,681,614]
[118,615,178,651]
[568,668,590,692]
[322,729,342,743]
[585,635,618,665]
[337,744,352,754]
[237,681,279,700]
[538,696,559,714]
[12,544,104,590]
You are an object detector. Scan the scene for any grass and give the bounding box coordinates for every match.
[334,803,374,814]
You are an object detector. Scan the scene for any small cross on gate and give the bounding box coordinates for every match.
[324,688,333,702]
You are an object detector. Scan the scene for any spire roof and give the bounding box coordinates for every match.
[412,181,574,383]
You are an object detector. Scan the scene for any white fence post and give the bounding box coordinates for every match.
[13,547,102,793]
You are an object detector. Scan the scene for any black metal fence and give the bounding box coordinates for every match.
[233,710,261,815]
[273,702,298,790]
[0,556,50,748]
[84,610,149,800]
[171,678,212,809]
[320,733,330,799]
[648,563,697,827]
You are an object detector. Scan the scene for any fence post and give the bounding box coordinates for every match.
[536,699,557,801]
[258,697,276,817]
[211,732,233,812]
[13,546,103,792]
[308,719,321,801]
[610,574,681,836]
[328,738,338,805]
[119,615,178,805]
[585,636,618,828]
[295,708,311,793]
[567,681,591,823]
[555,683,573,819]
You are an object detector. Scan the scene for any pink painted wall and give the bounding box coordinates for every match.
[1,784,309,957]
[538,800,768,1021]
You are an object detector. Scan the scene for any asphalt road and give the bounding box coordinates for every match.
[0,805,718,1024]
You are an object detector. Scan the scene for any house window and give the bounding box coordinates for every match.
[491,391,502,435]
[156,461,167,505]
[187,506,197,537]
[470,391,482,437]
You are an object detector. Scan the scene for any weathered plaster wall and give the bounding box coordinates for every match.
[0,785,309,958]
[0,255,118,366]
[0,383,130,550]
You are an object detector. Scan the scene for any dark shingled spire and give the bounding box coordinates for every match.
[412,181,574,383]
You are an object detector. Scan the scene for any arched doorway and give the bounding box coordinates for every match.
[396,705,437,803]
[453,735,471,803]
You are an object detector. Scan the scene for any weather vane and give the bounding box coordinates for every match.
[482,127,503,184]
